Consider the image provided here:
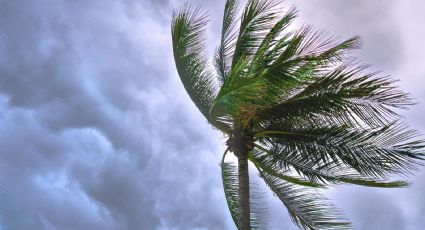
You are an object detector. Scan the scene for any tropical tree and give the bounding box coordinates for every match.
[171,0,424,229]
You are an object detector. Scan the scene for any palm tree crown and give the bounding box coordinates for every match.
[171,0,424,229]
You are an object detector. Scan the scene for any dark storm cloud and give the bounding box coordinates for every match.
[0,0,231,229]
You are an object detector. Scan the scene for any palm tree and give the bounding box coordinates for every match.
[171,0,424,229]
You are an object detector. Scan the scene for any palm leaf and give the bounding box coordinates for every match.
[215,0,239,83]
[256,122,425,179]
[172,5,218,122]
[250,6,298,73]
[221,161,239,226]
[258,168,352,230]
[257,62,413,128]
[253,144,409,188]
[249,152,324,188]
[221,150,269,229]
[232,0,281,67]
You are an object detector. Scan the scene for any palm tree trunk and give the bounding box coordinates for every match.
[237,152,250,230]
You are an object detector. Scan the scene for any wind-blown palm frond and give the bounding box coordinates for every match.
[256,27,360,93]
[221,150,268,229]
[249,183,268,230]
[256,122,424,179]
[215,0,239,83]
[249,150,324,188]
[250,6,297,73]
[258,168,352,230]
[258,62,413,128]
[253,144,410,188]
[232,0,281,67]
[172,6,218,122]
[221,161,239,226]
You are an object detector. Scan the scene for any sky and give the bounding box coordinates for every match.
[0,0,424,229]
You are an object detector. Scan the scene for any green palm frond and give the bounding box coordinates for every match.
[221,161,239,226]
[221,150,269,229]
[258,168,352,230]
[232,0,281,67]
[250,6,297,73]
[249,151,324,188]
[253,144,409,188]
[256,122,424,179]
[172,5,218,123]
[271,27,359,65]
[255,26,359,89]
[266,37,360,99]
[215,0,239,83]
[257,61,413,129]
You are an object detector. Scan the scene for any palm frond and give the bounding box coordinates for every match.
[267,27,359,72]
[257,61,413,128]
[249,151,324,188]
[250,179,269,229]
[221,150,269,229]
[279,47,359,98]
[221,160,239,226]
[250,6,298,73]
[256,122,425,179]
[251,29,360,109]
[258,168,352,230]
[215,0,239,83]
[232,0,281,67]
[172,5,218,123]
[253,144,409,188]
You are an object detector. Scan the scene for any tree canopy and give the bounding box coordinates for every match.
[171,0,424,229]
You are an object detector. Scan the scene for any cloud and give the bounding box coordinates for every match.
[294,0,402,70]
[0,0,231,229]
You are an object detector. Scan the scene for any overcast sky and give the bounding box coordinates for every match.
[0,0,424,229]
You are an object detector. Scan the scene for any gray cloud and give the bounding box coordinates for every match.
[0,0,424,229]
[0,0,231,229]
[295,0,402,70]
